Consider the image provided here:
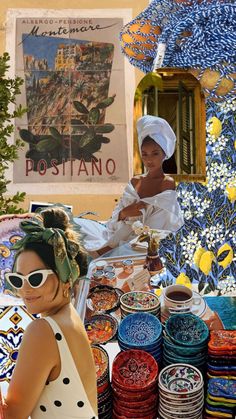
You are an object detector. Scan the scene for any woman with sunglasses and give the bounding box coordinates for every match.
[3,219,98,419]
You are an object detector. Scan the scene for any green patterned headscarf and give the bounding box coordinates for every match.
[12,220,80,285]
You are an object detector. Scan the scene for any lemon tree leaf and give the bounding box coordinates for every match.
[217,250,230,262]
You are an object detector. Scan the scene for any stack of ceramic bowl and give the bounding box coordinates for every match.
[118,312,162,363]
[205,330,236,418]
[112,349,159,419]
[120,291,160,320]
[163,313,209,371]
[92,345,112,419]
[158,363,204,419]
[205,378,236,418]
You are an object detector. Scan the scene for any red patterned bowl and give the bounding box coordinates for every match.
[113,400,157,417]
[114,393,158,409]
[112,349,158,391]
[113,405,157,419]
[112,383,157,401]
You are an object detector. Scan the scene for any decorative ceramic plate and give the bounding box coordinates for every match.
[159,364,203,394]
[0,213,32,295]
[121,306,160,318]
[206,396,234,408]
[159,401,204,418]
[159,389,204,405]
[158,405,203,419]
[208,378,236,399]
[87,285,121,313]
[207,363,236,372]
[208,330,236,352]
[159,387,204,402]
[112,349,158,389]
[92,344,109,381]
[165,313,209,346]
[120,291,160,311]
[118,312,162,347]
[85,314,118,345]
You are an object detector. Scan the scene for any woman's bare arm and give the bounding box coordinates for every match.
[118,201,147,220]
[4,319,58,419]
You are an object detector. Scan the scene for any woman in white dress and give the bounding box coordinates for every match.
[2,217,98,419]
[75,115,184,256]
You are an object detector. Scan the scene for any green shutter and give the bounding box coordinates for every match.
[178,81,195,174]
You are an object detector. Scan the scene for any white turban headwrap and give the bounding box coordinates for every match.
[137,115,176,160]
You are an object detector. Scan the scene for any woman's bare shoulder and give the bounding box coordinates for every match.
[130,175,142,188]
[162,175,176,191]
[22,318,57,347]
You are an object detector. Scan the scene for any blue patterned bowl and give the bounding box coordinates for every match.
[165,314,209,347]
[118,342,162,361]
[118,332,162,350]
[118,338,162,352]
[118,312,162,347]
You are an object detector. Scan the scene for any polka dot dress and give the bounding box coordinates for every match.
[31,317,97,419]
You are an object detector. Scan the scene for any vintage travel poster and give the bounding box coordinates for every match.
[11,12,133,185]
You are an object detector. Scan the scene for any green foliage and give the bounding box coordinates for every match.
[71,96,115,153]
[19,94,115,165]
[0,52,27,215]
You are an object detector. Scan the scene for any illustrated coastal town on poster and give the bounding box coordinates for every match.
[14,17,129,183]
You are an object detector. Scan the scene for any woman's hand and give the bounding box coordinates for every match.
[118,201,147,221]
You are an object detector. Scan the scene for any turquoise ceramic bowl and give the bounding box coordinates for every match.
[163,336,207,356]
[165,313,209,347]
[163,351,206,367]
[163,348,206,362]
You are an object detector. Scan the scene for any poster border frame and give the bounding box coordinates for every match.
[5,8,135,195]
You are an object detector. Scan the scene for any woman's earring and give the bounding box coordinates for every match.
[63,288,69,298]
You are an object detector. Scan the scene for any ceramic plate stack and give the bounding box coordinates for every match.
[158,363,204,419]
[120,291,160,320]
[92,345,112,419]
[163,313,209,371]
[112,349,159,419]
[205,330,236,418]
[207,330,236,379]
[117,312,162,364]
[205,378,236,419]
